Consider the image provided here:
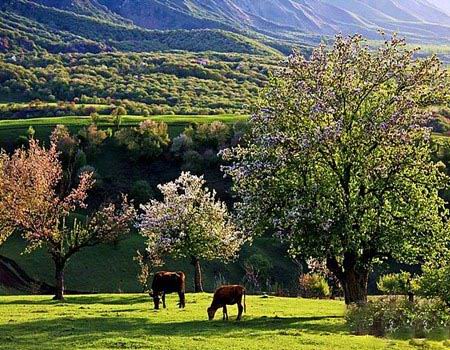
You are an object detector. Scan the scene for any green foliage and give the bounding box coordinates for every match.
[414,259,450,306]
[115,120,170,160]
[130,180,154,207]
[0,52,273,115]
[222,35,450,304]
[0,1,277,55]
[182,150,204,174]
[298,274,331,299]
[346,298,450,338]
[378,272,413,296]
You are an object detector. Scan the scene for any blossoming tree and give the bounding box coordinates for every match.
[0,137,136,300]
[138,172,246,292]
[222,35,450,304]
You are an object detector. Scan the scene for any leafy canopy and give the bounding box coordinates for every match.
[223,35,450,269]
[138,172,246,263]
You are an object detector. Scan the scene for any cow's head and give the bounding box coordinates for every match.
[207,306,217,320]
[149,291,160,309]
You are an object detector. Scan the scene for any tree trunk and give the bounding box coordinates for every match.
[341,268,368,305]
[327,255,369,305]
[191,256,203,293]
[53,257,66,301]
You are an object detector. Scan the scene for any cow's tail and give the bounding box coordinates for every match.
[244,289,246,313]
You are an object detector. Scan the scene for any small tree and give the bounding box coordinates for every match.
[111,106,126,130]
[0,138,136,300]
[138,172,246,292]
[222,35,449,304]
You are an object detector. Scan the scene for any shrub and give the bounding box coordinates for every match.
[414,261,450,307]
[78,124,108,154]
[377,272,414,300]
[298,273,330,299]
[181,150,204,174]
[346,298,450,338]
[203,149,218,167]
[170,134,193,155]
[115,121,170,160]
[193,121,230,148]
[130,180,154,206]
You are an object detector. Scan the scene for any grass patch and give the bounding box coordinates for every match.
[0,114,248,128]
[0,294,447,350]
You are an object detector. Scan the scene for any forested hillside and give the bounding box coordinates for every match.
[0,52,276,114]
[0,0,278,54]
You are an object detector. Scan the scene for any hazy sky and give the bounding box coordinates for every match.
[427,0,450,15]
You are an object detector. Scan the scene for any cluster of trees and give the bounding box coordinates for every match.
[0,51,272,115]
[0,35,449,313]
[172,122,247,173]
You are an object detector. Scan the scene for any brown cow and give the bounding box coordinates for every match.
[207,285,246,321]
[150,271,186,309]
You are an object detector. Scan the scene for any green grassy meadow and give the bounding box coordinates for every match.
[0,294,448,350]
[0,114,248,144]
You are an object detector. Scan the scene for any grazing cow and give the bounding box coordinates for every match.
[150,271,186,309]
[207,285,246,321]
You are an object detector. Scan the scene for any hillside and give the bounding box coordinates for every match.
[2,0,450,57]
[93,0,450,44]
[0,0,277,55]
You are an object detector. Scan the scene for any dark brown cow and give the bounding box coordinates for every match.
[150,271,186,309]
[207,285,246,321]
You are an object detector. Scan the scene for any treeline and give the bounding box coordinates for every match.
[0,52,276,114]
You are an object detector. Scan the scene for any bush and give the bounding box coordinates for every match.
[78,124,108,154]
[193,121,230,148]
[346,298,450,338]
[181,150,204,174]
[130,180,154,206]
[414,261,450,307]
[377,272,414,299]
[115,120,170,160]
[298,273,330,299]
[170,134,193,155]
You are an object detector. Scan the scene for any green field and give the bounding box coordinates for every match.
[0,114,248,128]
[0,294,447,350]
[0,114,248,147]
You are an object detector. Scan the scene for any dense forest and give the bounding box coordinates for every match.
[0,51,277,115]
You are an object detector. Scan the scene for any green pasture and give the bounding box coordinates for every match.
[0,294,448,350]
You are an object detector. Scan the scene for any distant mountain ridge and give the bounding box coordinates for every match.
[91,0,450,43]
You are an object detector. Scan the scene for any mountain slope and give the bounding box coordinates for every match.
[0,0,278,54]
[93,0,450,44]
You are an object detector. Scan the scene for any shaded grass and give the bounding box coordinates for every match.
[1,294,447,350]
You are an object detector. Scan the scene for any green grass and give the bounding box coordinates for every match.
[0,294,447,350]
[0,114,248,128]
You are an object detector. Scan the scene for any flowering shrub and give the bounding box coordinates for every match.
[298,273,330,299]
[346,298,450,337]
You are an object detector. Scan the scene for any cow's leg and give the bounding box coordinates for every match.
[237,302,243,321]
[178,292,185,308]
[223,306,228,321]
[162,292,166,309]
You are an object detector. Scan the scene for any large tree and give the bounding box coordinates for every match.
[0,137,135,300]
[138,172,246,292]
[222,35,450,304]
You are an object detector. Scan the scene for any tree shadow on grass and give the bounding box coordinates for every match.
[0,315,347,348]
[0,295,149,306]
